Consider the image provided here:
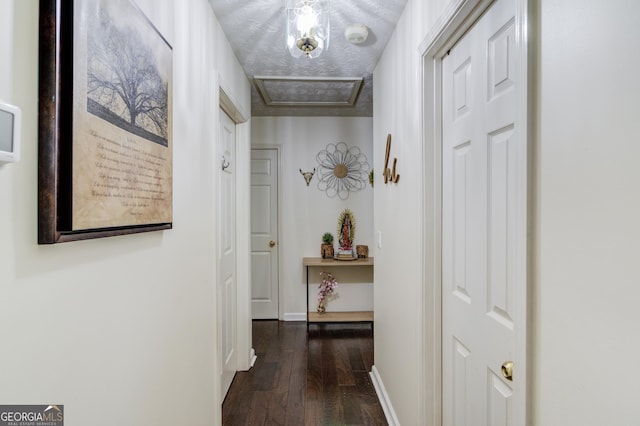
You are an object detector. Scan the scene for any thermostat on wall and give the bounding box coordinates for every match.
[0,99,21,163]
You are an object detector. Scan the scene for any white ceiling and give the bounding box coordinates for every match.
[208,0,408,116]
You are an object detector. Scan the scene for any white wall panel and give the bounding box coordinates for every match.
[488,370,512,426]
[250,186,272,234]
[0,1,250,424]
[251,252,272,300]
[535,1,640,424]
[453,142,471,304]
[453,338,471,426]
[372,0,444,422]
[487,127,515,330]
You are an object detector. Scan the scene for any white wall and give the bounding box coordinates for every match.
[251,117,373,318]
[372,0,449,423]
[533,0,640,424]
[0,1,13,99]
[0,1,250,425]
[375,0,640,424]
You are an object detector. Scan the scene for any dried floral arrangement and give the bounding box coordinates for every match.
[317,271,338,313]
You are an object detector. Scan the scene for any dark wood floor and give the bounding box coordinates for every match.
[222,320,387,426]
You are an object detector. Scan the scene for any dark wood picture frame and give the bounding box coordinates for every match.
[38,0,173,244]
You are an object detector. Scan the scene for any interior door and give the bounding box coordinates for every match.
[250,148,279,319]
[441,0,525,424]
[218,108,237,398]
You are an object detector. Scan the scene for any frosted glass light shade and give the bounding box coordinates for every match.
[286,0,330,59]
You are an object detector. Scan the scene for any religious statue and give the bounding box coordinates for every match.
[340,214,352,250]
[336,208,355,259]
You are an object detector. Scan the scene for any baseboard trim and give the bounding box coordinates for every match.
[370,365,400,426]
[283,312,307,321]
[249,348,257,368]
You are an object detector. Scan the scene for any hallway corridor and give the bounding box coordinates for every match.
[222,321,386,425]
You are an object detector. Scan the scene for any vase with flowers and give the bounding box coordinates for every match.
[317,271,338,313]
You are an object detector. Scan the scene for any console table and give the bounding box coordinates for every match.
[303,257,374,325]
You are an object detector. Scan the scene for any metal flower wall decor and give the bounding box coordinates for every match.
[316,142,370,200]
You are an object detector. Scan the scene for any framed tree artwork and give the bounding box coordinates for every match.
[38,0,173,243]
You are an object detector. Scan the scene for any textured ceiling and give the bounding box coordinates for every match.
[208,0,407,116]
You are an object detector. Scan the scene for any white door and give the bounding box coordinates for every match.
[442,0,526,424]
[250,149,279,319]
[218,109,237,398]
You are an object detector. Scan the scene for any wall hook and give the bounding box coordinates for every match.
[222,156,230,171]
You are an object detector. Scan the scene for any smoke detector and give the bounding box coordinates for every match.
[344,24,368,44]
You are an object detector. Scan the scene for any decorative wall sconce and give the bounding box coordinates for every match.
[300,168,315,186]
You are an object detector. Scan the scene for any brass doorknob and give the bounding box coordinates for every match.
[501,361,513,381]
[269,240,276,247]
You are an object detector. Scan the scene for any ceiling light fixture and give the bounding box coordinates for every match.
[286,0,330,59]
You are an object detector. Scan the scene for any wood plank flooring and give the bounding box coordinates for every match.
[222,321,387,426]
